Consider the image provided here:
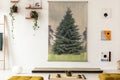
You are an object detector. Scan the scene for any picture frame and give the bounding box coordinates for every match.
[33,0,42,8]
[48,1,88,62]
[101,30,111,41]
[101,8,112,19]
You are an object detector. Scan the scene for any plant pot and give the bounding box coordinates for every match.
[11,4,18,13]
[13,6,18,12]
[30,11,34,18]
[66,71,72,77]
[30,11,38,19]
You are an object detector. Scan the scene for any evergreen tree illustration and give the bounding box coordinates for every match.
[53,8,83,55]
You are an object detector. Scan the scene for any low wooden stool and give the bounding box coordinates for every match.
[8,76,44,80]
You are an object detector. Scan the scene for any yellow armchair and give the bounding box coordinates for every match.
[8,76,44,80]
[99,73,120,80]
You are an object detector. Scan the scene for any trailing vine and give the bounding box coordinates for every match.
[30,10,39,30]
[9,4,18,39]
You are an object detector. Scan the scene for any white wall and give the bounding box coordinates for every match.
[0,0,120,71]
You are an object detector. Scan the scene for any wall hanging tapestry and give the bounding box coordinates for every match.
[48,1,88,62]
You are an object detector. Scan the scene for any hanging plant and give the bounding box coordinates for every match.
[9,4,18,39]
[9,4,18,27]
[30,10,39,30]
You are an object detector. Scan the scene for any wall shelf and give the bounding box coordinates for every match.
[25,6,41,19]
[10,1,19,3]
[25,17,33,19]
[10,0,19,3]
[25,7,42,9]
